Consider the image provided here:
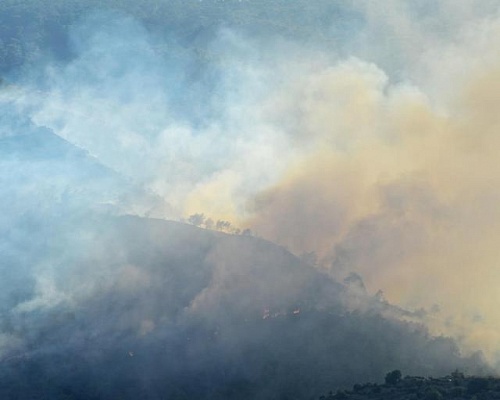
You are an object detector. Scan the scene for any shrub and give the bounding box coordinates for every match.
[467,378,489,394]
[450,386,465,397]
[424,388,442,400]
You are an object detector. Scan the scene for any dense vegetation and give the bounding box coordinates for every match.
[319,371,500,400]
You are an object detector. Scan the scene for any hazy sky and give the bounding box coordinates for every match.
[3,0,500,365]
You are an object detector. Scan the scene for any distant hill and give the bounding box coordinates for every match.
[0,104,170,220]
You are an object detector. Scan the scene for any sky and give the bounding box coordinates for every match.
[2,0,500,367]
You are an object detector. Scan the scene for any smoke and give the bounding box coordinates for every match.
[244,7,500,359]
[2,0,500,387]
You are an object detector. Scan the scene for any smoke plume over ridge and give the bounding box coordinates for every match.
[2,1,500,394]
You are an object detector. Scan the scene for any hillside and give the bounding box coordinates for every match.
[0,213,490,399]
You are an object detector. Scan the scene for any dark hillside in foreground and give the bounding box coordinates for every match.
[0,213,491,399]
[320,372,500,400]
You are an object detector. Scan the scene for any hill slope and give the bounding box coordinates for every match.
[0,213,489,399]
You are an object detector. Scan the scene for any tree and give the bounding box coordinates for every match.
[204,218,214,230]
[385,370,402,385]
[188,213,205,227]
[216,220,231,232]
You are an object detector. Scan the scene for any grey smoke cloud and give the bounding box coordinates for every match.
[1,2,500,397]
